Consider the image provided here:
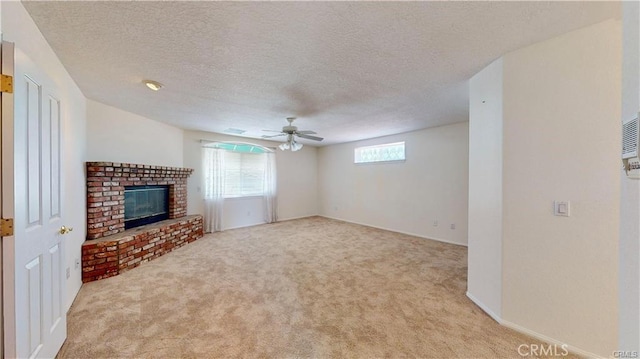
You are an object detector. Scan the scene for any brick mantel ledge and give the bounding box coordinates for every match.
[86,162,194,240]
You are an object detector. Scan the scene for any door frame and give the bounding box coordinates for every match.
[1,40,16,359]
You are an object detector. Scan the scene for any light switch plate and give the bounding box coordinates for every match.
[554,201,570,217]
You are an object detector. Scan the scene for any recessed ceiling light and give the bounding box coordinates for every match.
[143,80,163,91]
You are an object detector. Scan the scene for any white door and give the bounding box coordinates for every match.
[0,40,8,359]
[3,42,67,358]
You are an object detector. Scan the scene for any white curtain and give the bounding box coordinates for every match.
[203,147,225,232]
[263,151,278,223]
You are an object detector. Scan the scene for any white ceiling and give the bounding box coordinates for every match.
[23,1,620,146]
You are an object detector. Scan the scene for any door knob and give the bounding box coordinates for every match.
[59,226,73,235]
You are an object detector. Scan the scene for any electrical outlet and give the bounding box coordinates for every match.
[554,201,570,217]
[450,224,456,230]
[433,220,438,227]
[66,267,70,279]
[75,258,80,269]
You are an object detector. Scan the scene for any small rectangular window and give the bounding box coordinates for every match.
[354,141,405,164]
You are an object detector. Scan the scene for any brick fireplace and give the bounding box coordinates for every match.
[83,162,203,282]
[86,162,192,239]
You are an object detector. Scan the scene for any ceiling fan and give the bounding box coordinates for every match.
[262,117,323,151]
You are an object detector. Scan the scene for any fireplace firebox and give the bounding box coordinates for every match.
[124,185,169,229]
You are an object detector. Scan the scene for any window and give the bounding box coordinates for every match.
[223,151,266,197]
[203,142,273,198]
[354,141,405,164]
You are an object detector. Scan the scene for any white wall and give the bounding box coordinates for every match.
[275,139,318,221]
[221,196,266,230]
[86,99,184,167]
[183,130,318,229]
[468,19,622,357]
[318,122,469,246]
[467,58,503,319]
[500,20,621,356]
[2,2,87,311]
[620,1,640,352]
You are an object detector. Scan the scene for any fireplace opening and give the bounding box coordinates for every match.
[124,185,170,229]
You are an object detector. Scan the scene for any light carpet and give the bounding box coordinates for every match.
[58,216,576,358]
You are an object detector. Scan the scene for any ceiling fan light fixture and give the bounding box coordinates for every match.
[143,80,163,91]
[291,141,303,152]
[268,118,318,152]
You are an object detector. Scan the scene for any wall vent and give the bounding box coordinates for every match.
[223,128,246,135]
[622,115,639,159]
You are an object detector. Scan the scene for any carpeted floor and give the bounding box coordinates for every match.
[58,217,575,358]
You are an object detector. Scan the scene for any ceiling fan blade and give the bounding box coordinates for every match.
[297,133,324,141]
[262,129,282,133]
[296,130,317,135]
[261,134,286,138]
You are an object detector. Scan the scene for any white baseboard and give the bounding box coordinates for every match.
[213,215,319,232]
[222,221,266,231]
[318,215,467,247]
[465,291,502,323]
[465,292,603,358]
[499,319,604,359]
[277,214,319,222]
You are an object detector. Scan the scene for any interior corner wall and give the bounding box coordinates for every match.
[317,122,469,246]
[182,130,318,230]
[467,58,503,319]
[86,99,184,167]
[2,1,88,311]
[620,0,640,352]
[500,19,621,356]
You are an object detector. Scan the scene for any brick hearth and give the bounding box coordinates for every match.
[83,161,203,282]
[82,215,203,282]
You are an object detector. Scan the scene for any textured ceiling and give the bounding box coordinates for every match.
[23,1,620,146]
